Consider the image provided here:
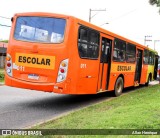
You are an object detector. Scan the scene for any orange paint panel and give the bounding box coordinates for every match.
[108,63,136,90]
[123,73,135,87]
[140,65,148,84]
[101,65,108,90]
[77,77,97,94]
[97,64,103,90]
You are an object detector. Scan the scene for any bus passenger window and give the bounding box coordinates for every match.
[79,28,88,43]
[78,26,100,59]
[143,49,149,64]
[113,38,126,62]
[149,52,154,65]
[126,43,136,63]
[78,43,87,57]
[88,31,99,58]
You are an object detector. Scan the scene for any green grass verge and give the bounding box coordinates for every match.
[0,68,4,83]
[34,85,160,130]
[3,85,160,138]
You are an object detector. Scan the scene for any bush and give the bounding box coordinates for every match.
[0,73,4,81]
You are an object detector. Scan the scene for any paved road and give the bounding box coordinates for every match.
[0,81,158,129]
[0,86,113,129]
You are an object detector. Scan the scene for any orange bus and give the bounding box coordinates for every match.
[5,12,159,96]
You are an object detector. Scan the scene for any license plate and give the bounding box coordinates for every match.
[28,74,39,80]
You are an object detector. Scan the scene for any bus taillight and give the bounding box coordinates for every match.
[6,54,12,77]
[7,62,11,67]
[60,68,65,73]
[57,59,69,83]
[6,56,11,61]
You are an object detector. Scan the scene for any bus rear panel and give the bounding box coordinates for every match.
[5,13,76,93]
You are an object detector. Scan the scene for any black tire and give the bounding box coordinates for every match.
[114,77,123,97]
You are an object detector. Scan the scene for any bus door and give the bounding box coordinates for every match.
[135,49,142,83]
[98,36,112,91]
[154,55,158,80]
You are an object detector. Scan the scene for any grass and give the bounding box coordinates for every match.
[0,68,5,83]
[22,85,159,138]
[3,85,160,138]
[34,85,160,130]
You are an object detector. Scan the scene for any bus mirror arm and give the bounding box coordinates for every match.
[11,17,14,22]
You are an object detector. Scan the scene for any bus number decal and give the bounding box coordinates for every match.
[17,66,25,71]
[13,63,25,71]
[80,64,87,68]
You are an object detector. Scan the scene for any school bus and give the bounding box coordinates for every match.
[5,12,159,96]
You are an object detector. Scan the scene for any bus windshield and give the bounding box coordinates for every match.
[14,16,66,43]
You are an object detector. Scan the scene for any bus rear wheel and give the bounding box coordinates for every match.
[114,77,123,97]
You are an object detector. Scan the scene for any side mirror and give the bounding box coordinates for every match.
[11,17,14,22]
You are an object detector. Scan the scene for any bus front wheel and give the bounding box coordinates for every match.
[114,77,123,97]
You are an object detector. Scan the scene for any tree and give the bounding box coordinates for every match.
[149,0,160,13]
[0,40,8,43]
[149,0,158,5]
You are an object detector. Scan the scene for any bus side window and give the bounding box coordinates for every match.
[113,38,126,62]
[149,52,154,65]
[78,26,100,59]
[126,43,136,63]
[78,28,88,58]
[143,49,149,64]
[78,43,87,57]
[88,31,99,58]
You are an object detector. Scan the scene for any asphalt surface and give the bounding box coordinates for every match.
[0,86,114,129]
[0,81,159,129]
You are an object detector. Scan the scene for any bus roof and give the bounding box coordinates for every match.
[74,16,148,50]
[14,12,72,20]
[13,12,157,53]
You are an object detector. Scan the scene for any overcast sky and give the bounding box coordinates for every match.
[0,0,160,54]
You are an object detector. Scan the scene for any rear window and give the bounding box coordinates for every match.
[14,16,66,43]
